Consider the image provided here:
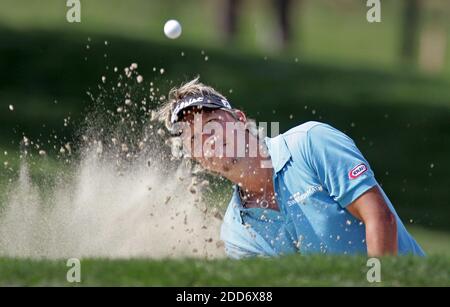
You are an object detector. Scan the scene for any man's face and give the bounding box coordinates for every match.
[177,108,247,175]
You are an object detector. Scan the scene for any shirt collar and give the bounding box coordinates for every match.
[264,135,291,174]
[232,185,284,220]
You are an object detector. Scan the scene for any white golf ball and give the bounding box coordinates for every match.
[164,19,182,39]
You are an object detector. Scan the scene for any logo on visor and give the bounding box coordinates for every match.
[349,163,368,179]
[221,99,231,108]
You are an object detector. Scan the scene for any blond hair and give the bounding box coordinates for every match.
[158,76,228,130]
[158,76,261,137]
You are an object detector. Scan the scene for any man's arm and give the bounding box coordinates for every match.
[346,186,398,257]
[303,124,399,256]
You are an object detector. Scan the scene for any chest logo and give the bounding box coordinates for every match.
[287,185,323,206]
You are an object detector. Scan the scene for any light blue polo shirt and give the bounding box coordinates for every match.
[220,121,425,258]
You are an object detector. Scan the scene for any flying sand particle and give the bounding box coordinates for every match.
[189,185,197,194]
[157,128,165,137]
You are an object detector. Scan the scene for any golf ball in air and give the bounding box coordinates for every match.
[164,20,182,39]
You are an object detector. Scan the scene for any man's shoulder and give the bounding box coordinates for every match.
[264,121,340,170]
[282,121,329,137]
[262,122,327,165]
[280,121,332,145]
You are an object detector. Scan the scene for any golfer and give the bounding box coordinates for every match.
[160,77,425,258]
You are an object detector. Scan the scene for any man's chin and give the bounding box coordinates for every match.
[221,157,243,173]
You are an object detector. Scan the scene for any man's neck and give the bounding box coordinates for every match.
[226,160,279,211]
[224,156,271,191]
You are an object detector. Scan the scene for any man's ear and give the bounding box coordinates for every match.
[234,110,247,123]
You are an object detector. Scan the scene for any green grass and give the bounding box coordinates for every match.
[2,163,447,287]
[0,255,448,286]
[408,226,450,255]
[1,222,449,286]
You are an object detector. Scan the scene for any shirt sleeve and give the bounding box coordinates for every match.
[306,124,378,208]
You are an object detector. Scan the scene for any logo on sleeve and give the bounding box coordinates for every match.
[349,163,368,179]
